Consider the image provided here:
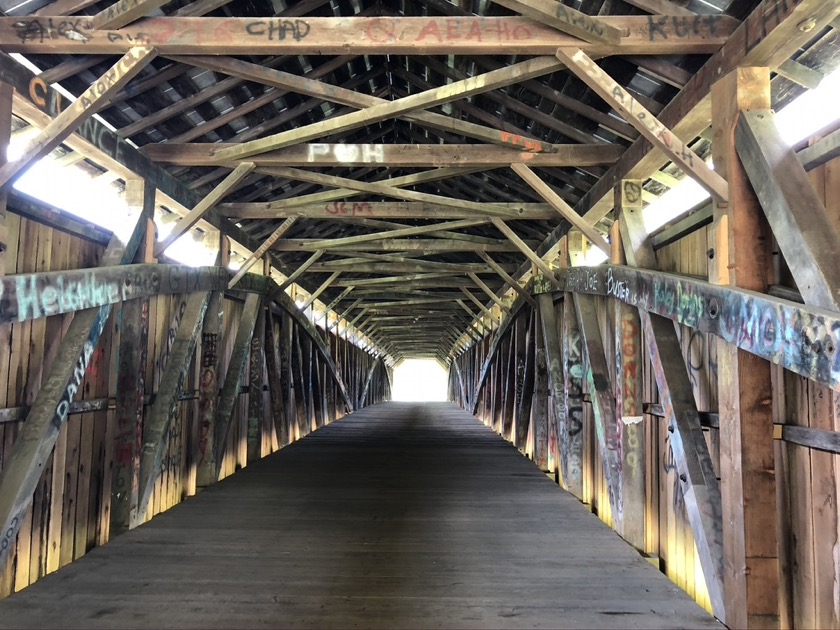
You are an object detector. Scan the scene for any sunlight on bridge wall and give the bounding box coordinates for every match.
[391,359,448,402]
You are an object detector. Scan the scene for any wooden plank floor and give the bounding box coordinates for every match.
[0,402,720,629]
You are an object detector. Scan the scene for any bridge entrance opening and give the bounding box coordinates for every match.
[391,359,447,402]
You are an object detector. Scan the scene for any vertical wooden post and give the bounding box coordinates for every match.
[110,180,155,536]
[247,304,265,463]
[514,309,536,452]
[613,181,645,550]
[264,313,287,447]
[711,66,779,629]
[0,82,11,277]
[567,230,586,267]
[279,311,297,443]
[196,235,228,489]
[291,326,309,438]
[510,311,528,444]
[538,293,565,480]
[501,331,517,442]
[0,82,12,595]
[533,305,549,471]
[561,251,585,500]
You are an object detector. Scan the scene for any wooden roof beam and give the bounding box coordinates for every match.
[218,201,556,221]
[0,46,155,189]
[143,142,622,167]
[468,272,512,315]
[512,162,611,255]
[304,218,490,250]
[212,56,564,161]
[478,251,537,309]
[154,162,254,257]
[274,250,325,293]
[555,47,728,204]
[299,271,341,311]
[257,166,543,219]
[249,166,484,211]
[173,55,558,153]
[271,239,524,253]
[228,217,296,288]
[0,15,738,55]
[569,0,840,235]
[491,218,562,289]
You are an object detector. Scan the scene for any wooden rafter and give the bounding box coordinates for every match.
[571,0,840,233]
[468,272,512,315]
[0,46,155,189]
[511,163,610,254]
[169,55,558,153]
[275,251,325,293]
[491,218,561,289]
[228,217,296,288]
[299,272,341,311]
[555,47,728,203]
[154,162,255,256]
[213,56,564,161]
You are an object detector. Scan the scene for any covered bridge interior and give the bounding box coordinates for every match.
[0,0,839,627]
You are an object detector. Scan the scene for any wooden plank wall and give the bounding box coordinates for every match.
[0,208,391,597]
[450,150,840,628]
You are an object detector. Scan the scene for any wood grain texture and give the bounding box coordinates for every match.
[0,402,716,628]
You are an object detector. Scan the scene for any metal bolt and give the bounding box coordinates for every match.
[668,424,675,433]
[679,473,687,482]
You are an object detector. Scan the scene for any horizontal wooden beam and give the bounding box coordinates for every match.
[221,201,556,221]
[308,260,510,275]
[560,265,840,392]
[0,264,229,325]
[305,219,488,250]
[272,238,526,253]
[0,15,737,55]
[143,142,622,167]
[255,166,538,219]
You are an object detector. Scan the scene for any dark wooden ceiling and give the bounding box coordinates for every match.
[3,0,839,363]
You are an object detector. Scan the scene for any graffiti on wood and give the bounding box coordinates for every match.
[0,264,228,325]
[561,265,840,392]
